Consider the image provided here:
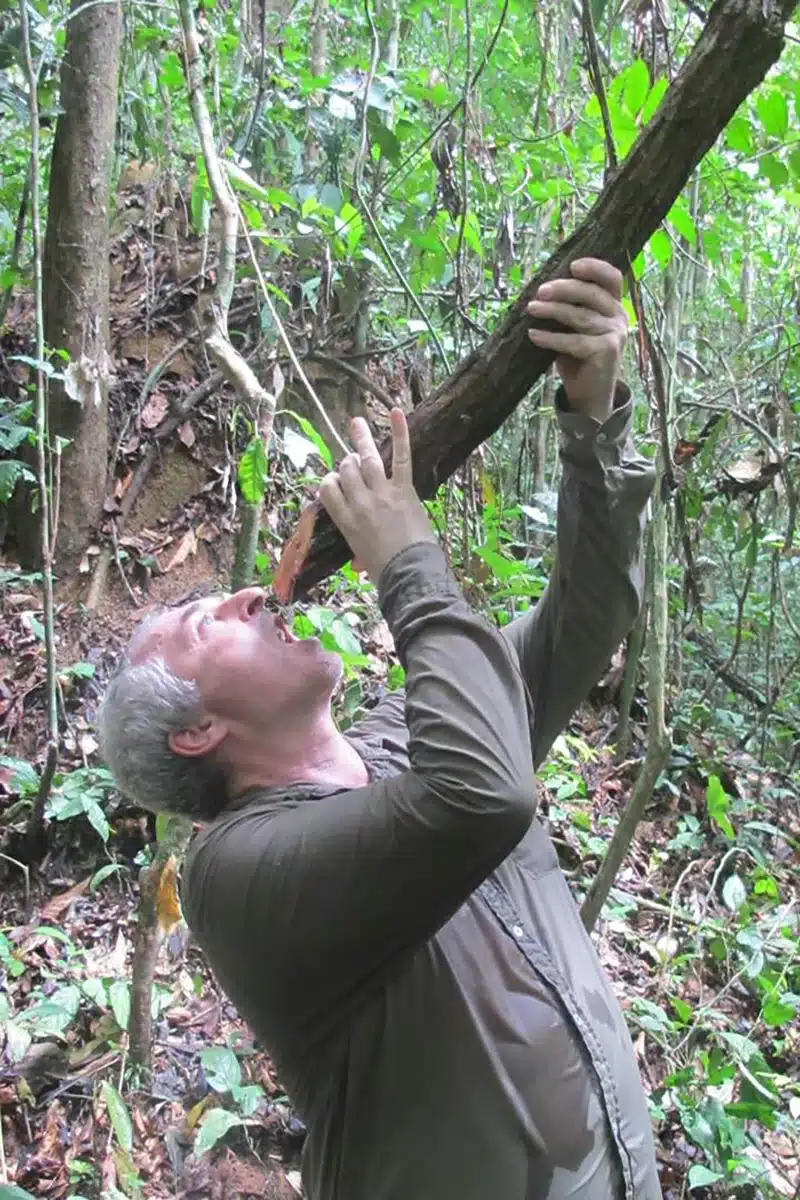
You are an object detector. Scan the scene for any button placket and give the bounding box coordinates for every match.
[478,877,636,1200]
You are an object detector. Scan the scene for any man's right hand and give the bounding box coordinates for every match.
[319,409,436,585]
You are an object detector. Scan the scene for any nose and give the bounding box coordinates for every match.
[214,587,266,621]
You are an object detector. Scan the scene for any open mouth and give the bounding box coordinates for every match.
[274,613,296,644]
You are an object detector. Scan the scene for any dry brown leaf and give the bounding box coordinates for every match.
[140,390,169,430]
[114,470,134,500]
[165,527,198,571]
[725,453,762,483]
[271,360,285,400]
[178,421,196,448]
[156,855,183,934]
[39,877,90,922]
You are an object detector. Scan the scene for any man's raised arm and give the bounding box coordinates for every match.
[501,259,656,768]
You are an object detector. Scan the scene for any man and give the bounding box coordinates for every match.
[99,258,661,1199]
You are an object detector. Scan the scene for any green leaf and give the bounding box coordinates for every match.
[666,202,696,244]
[0,1186,39,1200]
[102,1082,133,1153]
[238,438,269,505]
[156,811,172,844]
[622,59,650,117]
[84,798,110,843]
[462,211,482,256]
[329,617,362,657]
[756,89,788,139]
[0,755,39,794]
[337,202,364,254]
[725,115,755,155]
[688,1164,724,1189]
[722,873,747,912]
[760,154,789,189]
[790,150,800,179]
[640,77,668,125]
[368,111,401,162]
[282,427,321,470]
[109,980,130,1031]
[82,978,108,1007]
[22,985,81,1036]
[225,160,272,204]
[762,994,798,1027]
[159,50,184,92]
[231,1083,265,1117]
[283,412,333,469]
[190,171,211,236]
[195,1108,244,1157]
[706,774,735,839]
[328,91,356,121]
[0,460,33,504]
[201,1046,242,1093]
[670,996,692,1024]
[648,228,672,269]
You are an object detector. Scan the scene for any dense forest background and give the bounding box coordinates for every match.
[0,0,798,1196]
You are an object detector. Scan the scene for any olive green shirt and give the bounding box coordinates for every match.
[182,385,662,1199]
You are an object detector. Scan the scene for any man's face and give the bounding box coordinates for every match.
[131,587,342,742]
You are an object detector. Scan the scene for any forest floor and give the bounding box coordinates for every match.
[1,167,798,1200]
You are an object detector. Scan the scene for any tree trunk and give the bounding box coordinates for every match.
[15,0,121,571]
[293,0,795,595]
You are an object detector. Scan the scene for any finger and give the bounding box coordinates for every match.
[569,258,623,301]
[530,277,621,319]
[527,299,613,336]
[390,407,412,487]
[528,329,603,360]
[350,417,386,488]
[319,471,350,529]
[337,452,371,507]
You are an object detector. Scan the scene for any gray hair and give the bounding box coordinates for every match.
[97,614,229,819]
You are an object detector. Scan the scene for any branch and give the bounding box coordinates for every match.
[295,0,797,593]
[19,0,59,854]
[306,351,396,411]
[178,0,237,323]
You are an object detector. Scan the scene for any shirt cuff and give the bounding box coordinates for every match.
[555,380,633,464]
[377,542,460,627]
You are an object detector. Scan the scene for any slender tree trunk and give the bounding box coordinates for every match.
[15,0,121,572]
[615,597,648,763]
[582,260,685,930]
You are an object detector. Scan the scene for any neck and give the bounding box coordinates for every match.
[225,704,369,797]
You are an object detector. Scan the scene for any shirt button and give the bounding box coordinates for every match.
[597,432,608,444]
[512,924,524,939]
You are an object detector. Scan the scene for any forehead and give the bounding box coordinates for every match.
[128,593,228,664]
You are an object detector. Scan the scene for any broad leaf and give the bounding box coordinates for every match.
[238,438,269,505]
[109,980,130,1031]
[102,1081,133,1153]
[706,775,735,839]
[201,1046,242,1093]
[756,89,788,139]
[722,873,747,912]
[688,1164,724,1189]
[283,412,333,469]
[195,1108,244,1157]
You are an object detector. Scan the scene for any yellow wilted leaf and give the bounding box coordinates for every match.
[184,1095,212,1133]
[155,856,183,935]
[479,466,496,510]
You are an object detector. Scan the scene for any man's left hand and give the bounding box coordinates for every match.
[526,258,627,423]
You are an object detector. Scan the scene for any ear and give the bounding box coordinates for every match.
[168,715,227,758]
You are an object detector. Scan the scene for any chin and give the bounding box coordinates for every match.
[322,649,344,687]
